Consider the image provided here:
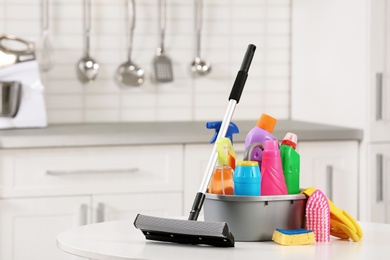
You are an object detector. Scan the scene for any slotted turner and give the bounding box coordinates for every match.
[153,0,173,83]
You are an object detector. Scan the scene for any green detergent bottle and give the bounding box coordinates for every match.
[280,132,300,194]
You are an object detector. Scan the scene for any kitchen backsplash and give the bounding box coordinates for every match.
[0,0,291,124]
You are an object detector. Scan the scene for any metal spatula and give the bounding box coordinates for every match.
[153,0,173,83]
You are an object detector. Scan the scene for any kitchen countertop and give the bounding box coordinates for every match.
[0,120,363,149]
[57,220,387,260]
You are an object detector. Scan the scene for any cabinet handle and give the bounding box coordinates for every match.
[79,204,88,226]
[326,165,333,201]
[46,168,139,176]
[376,154,384,202]
[96,203,105,223]
[376,72,383,121]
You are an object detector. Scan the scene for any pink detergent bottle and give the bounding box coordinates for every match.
[261,139,288,195]
[244,114,277,168]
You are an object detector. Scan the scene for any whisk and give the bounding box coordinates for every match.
[38,0,54,72]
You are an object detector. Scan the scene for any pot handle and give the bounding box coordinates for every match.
[0,34,34,54]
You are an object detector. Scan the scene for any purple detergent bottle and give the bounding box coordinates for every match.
[244,114,277,168]
[261,139,288,195]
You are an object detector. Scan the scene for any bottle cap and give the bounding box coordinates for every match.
[264,139,279,151]
[237,160,258,167]
[256,114,277,133]
[281,132,298,149]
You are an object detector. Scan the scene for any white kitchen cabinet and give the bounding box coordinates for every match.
[368,144,390,223]
[361,0,390,223]
[298,141,359,218]
[370,0,390,142]
[0,144,184,260]
[0,145,183,198]
[356,0,390,222]
[0,196,90,260]
[291,0,390,223]
[291,0,367,129]
[0,193,181,260]
[183,141,359,219]
[92,193,182,223]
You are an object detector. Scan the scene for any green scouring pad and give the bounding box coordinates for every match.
[272,228,315,246]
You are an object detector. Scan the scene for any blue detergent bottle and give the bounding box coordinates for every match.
[233,161,261,196]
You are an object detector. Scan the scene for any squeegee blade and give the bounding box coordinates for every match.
[133,214,235,247]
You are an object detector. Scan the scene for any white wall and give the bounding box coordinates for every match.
[291,0,368,129]
[0,0,291,124]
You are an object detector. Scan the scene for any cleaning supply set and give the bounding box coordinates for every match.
[205,117,363,244]
[205,115,307,242]
[134,44,257,247]
[208,115,298,198]
[134,44,362,247]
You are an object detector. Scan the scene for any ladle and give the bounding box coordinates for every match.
[116,0,144,87]
[76,0,99,83]
[191,0,211,76]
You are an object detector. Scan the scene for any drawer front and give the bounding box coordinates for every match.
[92,192,183,224]
[0,145,183,197]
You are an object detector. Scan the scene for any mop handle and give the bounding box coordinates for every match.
[198,100,236,194]
[189,44,256,221]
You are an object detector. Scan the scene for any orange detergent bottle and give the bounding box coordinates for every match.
[209,138,236,195]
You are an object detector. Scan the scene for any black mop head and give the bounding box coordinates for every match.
[134,214,235,247]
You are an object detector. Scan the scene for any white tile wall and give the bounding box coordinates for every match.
[0,0,291,124]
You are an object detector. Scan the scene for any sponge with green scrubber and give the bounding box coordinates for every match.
[272,228,315,245]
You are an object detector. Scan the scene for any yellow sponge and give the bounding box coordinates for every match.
[272,228,315,246]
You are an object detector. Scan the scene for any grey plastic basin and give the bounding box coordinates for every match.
[204,193,307,241]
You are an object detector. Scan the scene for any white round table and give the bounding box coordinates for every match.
[57,220,389,260]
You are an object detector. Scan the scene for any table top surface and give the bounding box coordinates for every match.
[57,219,390,260]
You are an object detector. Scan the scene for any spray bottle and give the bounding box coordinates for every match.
[209,138,236,195]
[261,139,288,195]
[244,114,277,168]
[280,132,300,194]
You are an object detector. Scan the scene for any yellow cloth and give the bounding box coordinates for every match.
[301,187,363,242]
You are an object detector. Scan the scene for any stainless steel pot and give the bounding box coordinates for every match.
[0,81,22,118]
